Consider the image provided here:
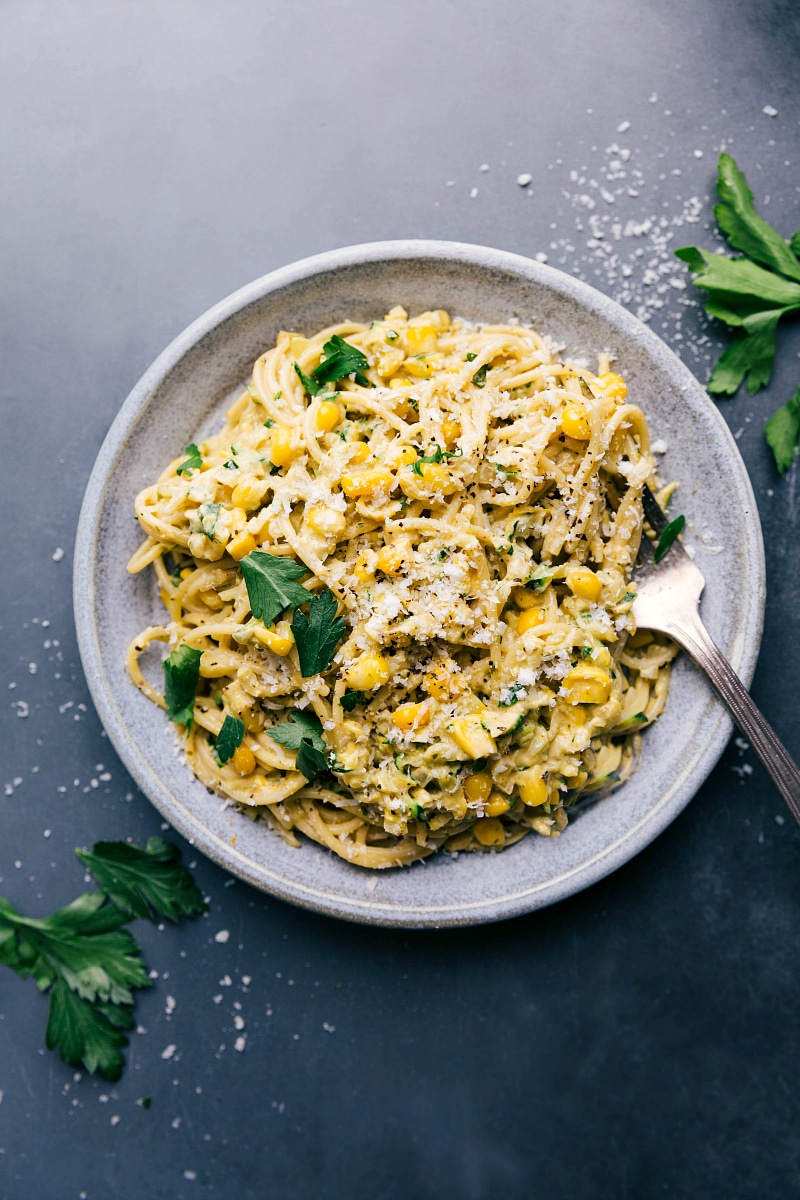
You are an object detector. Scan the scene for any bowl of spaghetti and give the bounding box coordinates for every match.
[74,241,764,926]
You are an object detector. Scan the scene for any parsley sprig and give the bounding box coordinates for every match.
[0,839,205,1080]
[268,710,331,779]
[294,334,372,395]
[291,589,346,676]
[676,153,800,472]
[176,443,202,476]
[411,443,461,475]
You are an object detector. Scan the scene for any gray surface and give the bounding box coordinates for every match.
[1,0,799,1196]
[74,240,765,926]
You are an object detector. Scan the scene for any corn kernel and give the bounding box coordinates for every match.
[231,478,269,511]
[347,442,371,464]
[315,402,342,433]
[404,354,443,378]
[485,791,511,817]
[353,552,374,581]
[389,376,414,389]
[345,654,391,692]
[593,646,612,667]
[561,404,591,440]
[464,771,493,804]
[598,371,627,399]
[252,622,295,656]
[375,347,405,378]
[517,769,548,807]
[566,567,602,602]
[450,714,497,759]
[290,336,309,357]
[473,817,506,846]
[179,567,193,579]
[392,702,430,732]
[424,662,466,702]
[232,743,256,776]
[306,505,347,538]
[563,663,611,705]
[385,445,418,468]
[340,466,395,498]
[442,418,461,446]
[512,586,541,610]
[414,462,459,495]
[271,426,300,467]
[405,325,438,355]
[228,530,257,561]
[376,545,404,574]
[517,607,546,635]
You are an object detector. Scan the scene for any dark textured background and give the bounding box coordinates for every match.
[2,2,800,1197]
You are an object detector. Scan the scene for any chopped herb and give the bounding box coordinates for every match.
[215,715,245,765]
[274,390,282,400]
[294,362,321,396]
[263,418,274,427]
[410,803,428,823]
[291,589,346,676]
[498,682,527,707]
[197,502,221,540]
[472,363,489,388]
[75,838,207,924]
[268,710,329,779]
[623,590,636,602]
[222,459,238,470]
[385,330,399,342]
[240,551,309,626]
[137,1097,153,1109]
[411,443,460,475]
[269,464,281,475]
[765,385,800,474]
[340,690,365,712]
[176,443,202,477]
[163,644,202,730]
[581,645,594,659]
[312,334,371,388]
[466,352,478,362]
[654,514,685,563]
[676,154,800,469]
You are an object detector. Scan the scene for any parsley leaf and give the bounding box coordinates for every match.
[197,502,221,540]
[411,443,460,475]
[312,334,371,388]
[268,710,329,779]
[215,715,245,765]
[654,514,685,563]
[714,153,800,283]
[46,978,134,1080]
[76,838,207,924]
[340,690,365,712]
[472,363,489,387]
[176,443,202,476]
[240,550,309,626]
[765,385,800,474]
[294,362,321,396]
[291,589,345,676]
[466,352,478,362]
[163,644,202,730]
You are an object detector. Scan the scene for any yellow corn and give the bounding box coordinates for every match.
[513,586,541,610]
[271,426,300,467]
[442,418,461,446]
[306,505,347,538]
[450,714,497,759]
[593,646,612,667]
[464,771,493,804]
[375,347,405,378]
[252,622,295,656]
[315,402,342,433]
[424,662,466,701]
[389,376,414,389]
[517,769,548,807]
[228,530,257,561]
[473,817,506,846]
[347,442,371,464]
[485,791,511,817]
[392,702,430,732]
[566,567,602,602]
[598,371,627,399]
[413,462,459,495]
[232,743,256,776]
[353,552,374,581]
[385,445,418,468]
[563,663,611,705]
[345,653,391,692]
[340,466,395,498]
[231,478,269,511]
[179,567,193,580]
[290,336,309,358]
[404,354,444,378]
[517,607,546,635]
[376,544,405,574]
[561,404,591,440]
[405,325,438,355]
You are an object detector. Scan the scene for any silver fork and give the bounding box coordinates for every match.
[632,485,800,825]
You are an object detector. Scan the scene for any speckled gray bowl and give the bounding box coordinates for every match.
[74,240,764,928]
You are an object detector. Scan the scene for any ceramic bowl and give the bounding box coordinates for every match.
[73,240,765,927]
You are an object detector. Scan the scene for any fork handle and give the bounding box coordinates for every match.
[666,610,800,826]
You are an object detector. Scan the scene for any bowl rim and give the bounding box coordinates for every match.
[73,239,765,927]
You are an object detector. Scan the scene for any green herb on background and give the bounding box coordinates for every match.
[240,550,309,626]
[214,715,245,765]
[268,710,330,779]
[313,334,371,388]
[291,589,345,676]
[0,841,205,1080]
[163,644,202,729]
[765,385,800,474]
[654,514,686,563]
[176,443,202,476]
[294,362,321,396]
[340,690,365,712]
